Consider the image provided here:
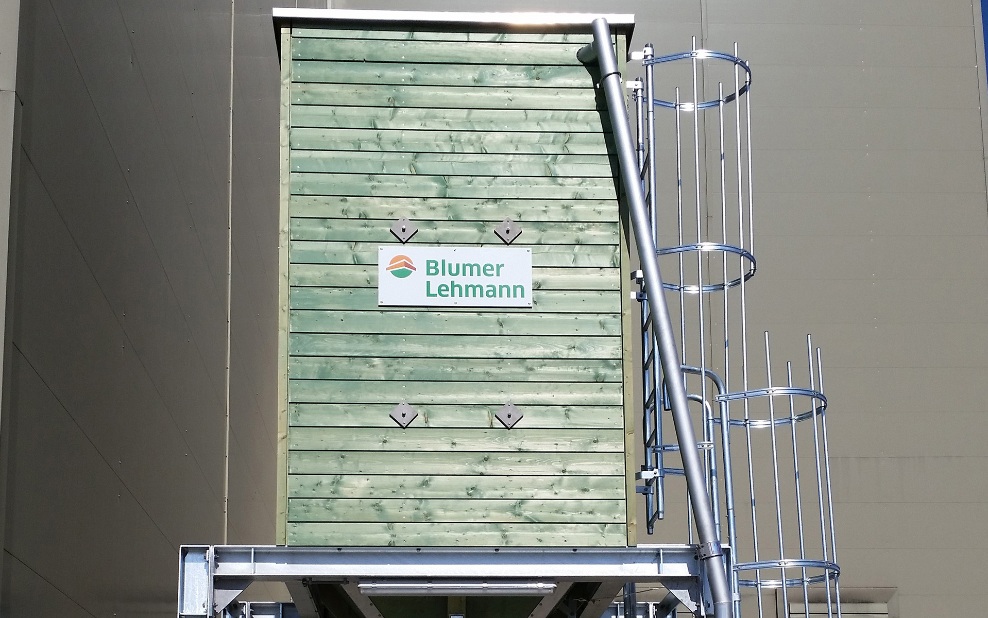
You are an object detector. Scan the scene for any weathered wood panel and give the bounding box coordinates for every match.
[290,128,612,155]
[289,380,623,406]
[289,264,622,290]
[290,310,622,336]
[292,61,596,88]
[289,498,626,523]
[289,334,622,360]
[291,37,593,65]
[290,150,616,177]
[290,356,622,383]
[292,83,599,110]
[291,105,611,132]
[291,241,620,267]
[282,23,631,547]
[288,427,624,453]
[288,474,624,499]
[287,522,627,547]
[288,450,625,475]
[289,287,622,313]
[290,173,619,200]
[288,404,624,430]
[289,218,620,244]
[289,197,619,223]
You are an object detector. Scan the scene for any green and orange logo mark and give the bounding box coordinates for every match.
[386,254,416,278]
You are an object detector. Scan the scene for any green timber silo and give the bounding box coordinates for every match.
[276,10,638,549]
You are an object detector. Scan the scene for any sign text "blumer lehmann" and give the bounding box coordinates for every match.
[424,259,525,300]
[378,246,533,308]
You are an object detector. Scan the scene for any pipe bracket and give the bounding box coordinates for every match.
[697,542,723,560]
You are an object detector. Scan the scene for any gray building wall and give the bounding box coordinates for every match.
[1,0,986,616]
[0,1,320,615]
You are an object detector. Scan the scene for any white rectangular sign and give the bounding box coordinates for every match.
[378,246,533,308]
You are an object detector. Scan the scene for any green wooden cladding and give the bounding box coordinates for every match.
[281,22,633,547]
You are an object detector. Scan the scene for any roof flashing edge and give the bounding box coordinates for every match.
[272,8,635,33]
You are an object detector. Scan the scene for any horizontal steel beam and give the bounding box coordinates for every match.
[179,545,703,618]
[200,545,699,580]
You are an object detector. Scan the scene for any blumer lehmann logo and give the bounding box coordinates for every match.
[386,254,415,278]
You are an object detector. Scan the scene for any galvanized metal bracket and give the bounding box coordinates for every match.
[494,218,522,245]
[390,217,418,243]
[178,546,211,618]
[215,579,252,614]
[697,541,723,560]
[390,401,418,428]
[662,577,701,614]
[496,403,523,429]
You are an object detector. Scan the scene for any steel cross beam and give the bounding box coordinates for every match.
[178,545,705,618]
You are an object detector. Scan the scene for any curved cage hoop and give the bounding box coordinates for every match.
[656,242,756,293]
[735,558,840,589]
[645,48,752,110]
[718,387,827,427]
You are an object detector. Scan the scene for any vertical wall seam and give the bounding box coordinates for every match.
[223,0,236,545]
[973,0,988,222]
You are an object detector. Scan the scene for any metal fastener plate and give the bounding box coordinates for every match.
[390,401,418,428]
[496,403,523,429]
[494,218,522,245]
[390,217,418,243]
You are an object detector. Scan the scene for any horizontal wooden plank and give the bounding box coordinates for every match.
[292,29,595,44]
[290,357,622,383]
[286,521,627,547]
[293,60,596,89]
[289,218,620,244]
[289,404,624,430]
[288,404,623,428]
[288,497,625,523]
[290,288,622,313]
[289,264,621,291]
[288,197,620,224]
[287,473,624,499]
[291,172,618,200]
[288,449,625,474]
[290,310,622,336]
[289,333,622,360]
[291,241,620,267]
[292,37,591,66]
[288,427,625,452]
[289,380,623,406]
[290,127,612,155]
[291,83,598,111]
[290,150,616,178]
[290,105,611,132]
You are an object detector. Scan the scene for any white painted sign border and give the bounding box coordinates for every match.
[378,246,533,308]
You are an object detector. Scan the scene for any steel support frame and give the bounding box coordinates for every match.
[178,545,709,618]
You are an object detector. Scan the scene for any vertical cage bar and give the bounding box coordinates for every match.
[818,347,842,616]
[787,361,810,618]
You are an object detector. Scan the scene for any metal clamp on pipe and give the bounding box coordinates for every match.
[698,542,724,560]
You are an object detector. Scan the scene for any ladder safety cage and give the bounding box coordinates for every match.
[630,38,843,618]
